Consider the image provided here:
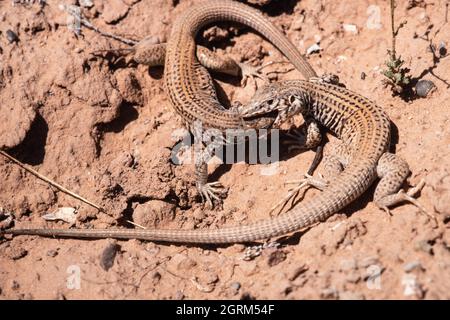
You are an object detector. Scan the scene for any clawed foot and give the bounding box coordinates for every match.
[269,173,329,215]
[377,179,433,220]
[239,63,269,88]
[198,181,228,208]
[239,61,292,89]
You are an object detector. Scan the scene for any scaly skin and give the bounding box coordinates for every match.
[1,80,425,243]
[163,0,317,130]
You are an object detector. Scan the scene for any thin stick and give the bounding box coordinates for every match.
[390,0,397,60]
[62,4,137,46]
[0,150,104,212]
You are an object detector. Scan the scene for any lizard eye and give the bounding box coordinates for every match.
[289,95,296,104]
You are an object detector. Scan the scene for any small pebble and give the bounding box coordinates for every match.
[99,242,121,271]
[47,249,58,257]
[360,72,366,80]
[174,290,184,300]
[342,24,358,34]
[403,261,424,272]
[438,41,447,57]
[415,79,436,98]
[11,280,20,290]
[321,287,339,299]
[79,0,94,8]
[267,250,286,267]
[306,43,322,56]
[415,240,433,254]
[358,256,380,268]
[6,30,19,43]
[230,281,241,294]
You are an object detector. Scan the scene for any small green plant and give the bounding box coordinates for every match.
[382,0,411,94]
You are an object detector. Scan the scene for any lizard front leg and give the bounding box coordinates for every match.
[192,124,228,208]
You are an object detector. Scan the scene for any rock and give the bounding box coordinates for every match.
[6,30,19,43]
[230,281,241,294]
[288,264,309,281]
[4,245,28,260]
[101,0,129,24]
[321,287,339,299]
[415,240,433,255]
[267,250,286,267]
[99,241,121,271]
[306,43,322,56]
[342,24,358,34]
[115,69,143,105]
[0,103,36,149]
[47,250,58,257]
[415,79,436,98]
[403,261,424,273]
[133,200,176,228]
[358,256,380,268]
[167,253,197,273]
[10,280,20,290]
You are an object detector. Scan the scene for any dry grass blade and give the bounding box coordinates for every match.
[0,150,104,212]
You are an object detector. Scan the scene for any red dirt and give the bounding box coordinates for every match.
[0,0,449,299]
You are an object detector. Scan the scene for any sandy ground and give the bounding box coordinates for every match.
[0,0,449,299]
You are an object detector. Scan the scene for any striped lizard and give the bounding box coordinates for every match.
[1,80,427,243]
[122,0,318,206]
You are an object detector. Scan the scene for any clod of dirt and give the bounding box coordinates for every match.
[174,290,184,300]
[99,241,121,271]
[166,253,197,273]
[267,249,287,267]
[10,280,20,290]
[403,261,424,272]
[0,104,36,149]
[115,69,143,105]
[100,0,130,24]
[3,243,28,260]
[288,264,309,281]
[321,287,339,299]
[46,249,58,258]
[132,200,176,228]
[428,174,450,218]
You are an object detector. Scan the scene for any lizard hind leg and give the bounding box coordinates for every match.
[374,152,428,216]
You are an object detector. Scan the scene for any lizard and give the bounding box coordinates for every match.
[0,80,427,243]
[118,0,319,206]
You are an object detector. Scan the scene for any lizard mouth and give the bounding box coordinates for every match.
[242,110,279,122]
[242,110,280,129]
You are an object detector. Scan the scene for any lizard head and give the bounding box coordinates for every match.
[239,80,308,128]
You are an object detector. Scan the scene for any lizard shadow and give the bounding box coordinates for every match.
[9,113,48,166]
[97,102,139,134]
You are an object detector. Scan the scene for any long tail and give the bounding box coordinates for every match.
[180,0,317,79]
[1,165,375,243]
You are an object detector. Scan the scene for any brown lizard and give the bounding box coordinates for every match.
[121,0,319,206]
[1,80,427,243]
